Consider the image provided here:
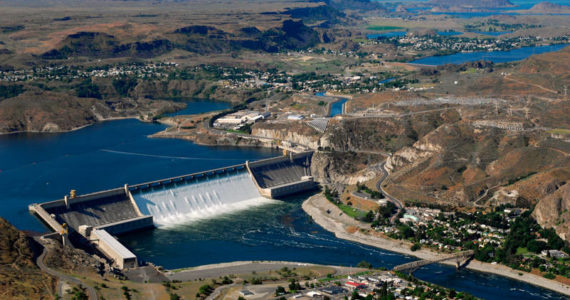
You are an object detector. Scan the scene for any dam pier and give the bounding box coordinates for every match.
[30,151,316,270]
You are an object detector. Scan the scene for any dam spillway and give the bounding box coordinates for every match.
[29,151,316,270]
[131,170,271,227]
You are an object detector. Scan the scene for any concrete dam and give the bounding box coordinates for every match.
[29,151,315,269]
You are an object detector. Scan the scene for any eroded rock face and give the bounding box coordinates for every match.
[533,183,570,240]
[252,121,321,149]
[311,151,383,185]
[385,125,447,173]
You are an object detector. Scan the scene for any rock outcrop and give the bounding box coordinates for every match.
[533,183,570,240]
[252,121,322,149]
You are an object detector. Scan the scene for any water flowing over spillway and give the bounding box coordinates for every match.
[132,171,273,227]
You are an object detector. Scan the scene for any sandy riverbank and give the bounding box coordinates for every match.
[302,194,570,296]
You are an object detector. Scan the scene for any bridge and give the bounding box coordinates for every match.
[393,250,474,273]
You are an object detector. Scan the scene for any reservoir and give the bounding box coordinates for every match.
[411,44,569,66]
[1,99,567,299]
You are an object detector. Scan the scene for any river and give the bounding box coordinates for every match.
[411,44,569,66]
[0,99,567,299]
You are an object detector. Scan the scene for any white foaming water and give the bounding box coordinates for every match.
[132,171,275,227]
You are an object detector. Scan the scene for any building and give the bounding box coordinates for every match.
[344,281,366,290]
[214,110,270,127]
[287,114,305,120]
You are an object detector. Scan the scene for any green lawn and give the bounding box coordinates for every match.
[337,204,368,219]
[516,247,530,256]
[366,25,404,31]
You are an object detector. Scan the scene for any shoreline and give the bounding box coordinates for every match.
[0,116,144,136]
[302,193,570,296]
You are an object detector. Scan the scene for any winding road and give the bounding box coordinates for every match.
[376,161,404,224]
[34,238,98,300]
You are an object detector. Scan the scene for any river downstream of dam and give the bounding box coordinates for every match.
[0,99,567,300]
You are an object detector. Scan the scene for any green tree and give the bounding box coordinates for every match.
[76,78,101,99]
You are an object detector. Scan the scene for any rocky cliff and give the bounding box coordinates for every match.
[533,183,570,240]
[252,121,322,149]
[311,151,385,185]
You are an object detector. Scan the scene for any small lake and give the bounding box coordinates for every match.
[367,31,407,39]
[437,31,463,36]
[470,31,513,36]
[410,44,569,66]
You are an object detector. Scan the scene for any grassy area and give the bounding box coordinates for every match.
[337,203,368,219]
[226,129,249,134]
[366,25,404,31]
[548,128,570,135]
[516,247,529,256]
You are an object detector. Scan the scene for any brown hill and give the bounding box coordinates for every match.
[0,218,56,299]
[533,183,570,240]
[430,0,514,8]
[527,2,570,13]
[0,90,184,134]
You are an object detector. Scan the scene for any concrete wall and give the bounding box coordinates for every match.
[39,188,126,211]
[247,152,315,198]
[28,204,64,233]
[97,216,154,235]
[261,179,317,198]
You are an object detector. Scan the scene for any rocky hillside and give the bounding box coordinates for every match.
[321,109,461,153]
[384,122,569,207]
[0,90,183,134]
[42,19,323,59]
[0,218,56,299]
[252,121,322,149]
[534,183,570,240]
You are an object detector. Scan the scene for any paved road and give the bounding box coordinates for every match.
[34,238,98,300]
[376,162,404,224]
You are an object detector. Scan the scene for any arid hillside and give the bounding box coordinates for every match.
[0,218,56,299]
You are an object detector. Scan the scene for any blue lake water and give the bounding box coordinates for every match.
[437,31,463,36]
[167,99,230,116]
[0,99,567,299]
[367,31,407,39]
[470,31,513,36]
[379,78,396,84]
[411,44,569,66]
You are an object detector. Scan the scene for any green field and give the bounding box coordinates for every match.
[337,203,368,219]
[366,25,404,31]
[548,128,570,135]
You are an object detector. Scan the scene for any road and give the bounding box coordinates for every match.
[34,237,98,300]
[376,162,404,224]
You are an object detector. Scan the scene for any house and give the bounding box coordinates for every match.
[345,281,366,290]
